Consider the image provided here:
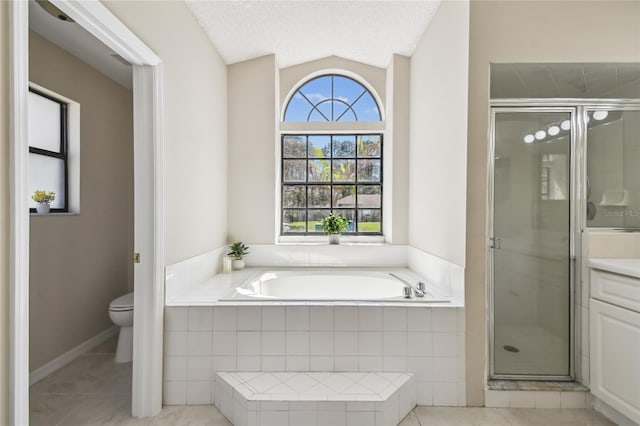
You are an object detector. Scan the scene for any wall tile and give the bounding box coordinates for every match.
[213,331,237,356]
[286,331,310,356]
[509,390,536,408]
[432,382,458,406]
[163,381,187,405]
[188,331,213,356]
[485,390,509,408]
[535,391,560,408]
[334,307,358,331]
[310,306,334,331]
[261,331,285,356]
[188,307,213,331]
[186,381,212,405]
[359,307,383,331]
[383,332,407,357]
[560,391,587,408]
[262,307,286,330]
[213,307,237,331]
[237,331,261,356]
[382,307,408,331]
[432,309,458,332]
[165,331,188,356]
[309,331,334,356]
[358,332,383,356]
[408,308,432,332]
[432,333,456,357]
[408,332,432,357]
[237,306,262,331]
[335,332,358,356]
[165,307,188,331]
[164,356,187,381]
[187,356,212,381]
[286,306,310,330]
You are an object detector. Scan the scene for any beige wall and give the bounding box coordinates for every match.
[28,31,134,371]
[467,0,640,405]
[409,0,469,266]
[103,0,228,265]
[0,1,9,422]
[227,55,277,243]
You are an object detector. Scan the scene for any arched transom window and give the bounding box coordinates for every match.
[281,73,383,236]
[284,74,381,122]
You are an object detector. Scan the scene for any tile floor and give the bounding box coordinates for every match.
[29,337,616,426]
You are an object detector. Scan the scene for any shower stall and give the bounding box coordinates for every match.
[488,63,640,380]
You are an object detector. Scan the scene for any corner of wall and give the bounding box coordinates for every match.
[1,1,10,421]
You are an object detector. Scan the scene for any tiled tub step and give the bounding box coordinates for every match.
[214,371,416,426]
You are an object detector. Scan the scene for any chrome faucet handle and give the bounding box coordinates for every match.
[415,281,426,297]
[403,285,413,299]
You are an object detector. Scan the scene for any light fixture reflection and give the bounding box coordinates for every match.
[560,120,571,130]
[535,130,546,140]
[548,125,560,136]
[593,111,609,121]
[524,134,535,144]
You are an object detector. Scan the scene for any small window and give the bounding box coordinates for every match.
[28,88,68,212]
[284,75,381,122]
[281,134,383,235]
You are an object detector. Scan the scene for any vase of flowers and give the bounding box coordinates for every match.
[32,190,56,214]
[228,242,250,270]
[321,213,349,244]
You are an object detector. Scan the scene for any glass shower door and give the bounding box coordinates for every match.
[491,109,573,379]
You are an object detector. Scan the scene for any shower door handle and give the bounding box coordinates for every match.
[490,237,501,249]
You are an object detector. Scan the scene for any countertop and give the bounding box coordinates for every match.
[589,258,640,279]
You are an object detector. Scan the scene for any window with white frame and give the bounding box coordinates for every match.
[28,88,69,212]
[281,74,383,235]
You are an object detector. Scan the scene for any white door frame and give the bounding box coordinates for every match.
[9,1,165,423]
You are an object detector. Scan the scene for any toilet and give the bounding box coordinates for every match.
[109,292,134,363]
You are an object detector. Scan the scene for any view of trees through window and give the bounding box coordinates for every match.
[282,134,382,234]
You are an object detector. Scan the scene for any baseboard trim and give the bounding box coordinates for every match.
[29,326,119,386]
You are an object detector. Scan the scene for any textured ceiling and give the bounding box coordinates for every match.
[186,1,441,68]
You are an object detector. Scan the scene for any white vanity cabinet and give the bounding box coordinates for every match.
[590,259,640,425]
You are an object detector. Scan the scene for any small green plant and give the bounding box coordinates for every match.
[321,213,349,235]
[32,190,56,205]
[227,242,250,260]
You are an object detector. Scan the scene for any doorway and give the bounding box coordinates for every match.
[9,1,164,423]
[489,107,575,380]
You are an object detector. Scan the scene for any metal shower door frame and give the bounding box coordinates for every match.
[487,103,578,381]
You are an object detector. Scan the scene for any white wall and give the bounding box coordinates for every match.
[103,0,228,265]
[227,55,278,244]
[409,1,469,267]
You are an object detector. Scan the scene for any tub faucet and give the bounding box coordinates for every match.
[389,273,427,298]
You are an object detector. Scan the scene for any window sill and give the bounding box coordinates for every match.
[278,235,386,245]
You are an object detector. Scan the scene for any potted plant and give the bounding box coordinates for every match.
[321,213,349,244]
[228,241,250,270]
[32,190,56,214]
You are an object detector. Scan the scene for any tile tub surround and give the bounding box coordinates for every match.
[164,306,466,407]
[214,372,416,426]
[165,245,465,306]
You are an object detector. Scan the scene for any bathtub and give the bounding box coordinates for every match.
[218,269,450,303]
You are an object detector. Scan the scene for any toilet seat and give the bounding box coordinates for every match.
[109,292,134,312]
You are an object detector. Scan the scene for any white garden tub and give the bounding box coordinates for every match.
[219,269,450,303]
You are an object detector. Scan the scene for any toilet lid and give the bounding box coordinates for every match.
[110,292,134,311]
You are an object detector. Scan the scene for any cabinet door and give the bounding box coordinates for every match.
[590,298,640,424]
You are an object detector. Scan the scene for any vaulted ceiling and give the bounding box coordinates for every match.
[185,1,442,68]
